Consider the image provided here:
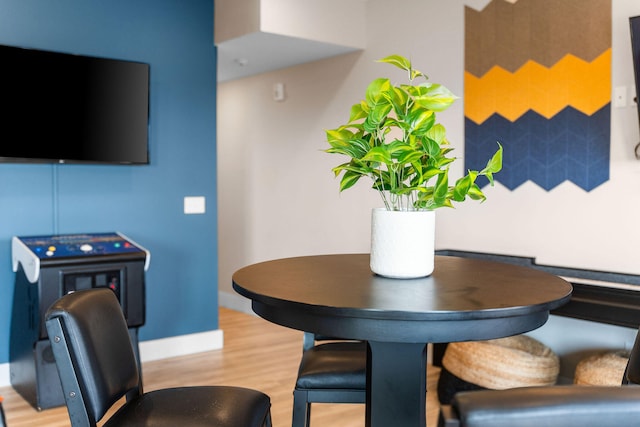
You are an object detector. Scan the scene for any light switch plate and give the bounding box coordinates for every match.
[184,196,206,214]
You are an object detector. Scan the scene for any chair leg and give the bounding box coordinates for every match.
[292,389,311,427]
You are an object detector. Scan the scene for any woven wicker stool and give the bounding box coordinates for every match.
[574,350,630,386]
[437,335,559,404]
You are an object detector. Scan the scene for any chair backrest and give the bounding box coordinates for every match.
[45,288,141,427]
[623,326,640,385]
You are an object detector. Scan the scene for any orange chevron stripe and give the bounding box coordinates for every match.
[465,49,611,124]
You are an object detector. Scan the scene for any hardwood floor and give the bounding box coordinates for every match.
[0,307,442,426]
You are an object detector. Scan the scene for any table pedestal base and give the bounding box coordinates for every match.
[367,341,428,427]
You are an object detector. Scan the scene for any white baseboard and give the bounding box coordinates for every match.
[0,363,8,388]
[0,329,224,387]
[219,290,253,314]
[139,329,224,363]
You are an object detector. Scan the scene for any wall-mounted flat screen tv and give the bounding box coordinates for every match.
[0,44,149,164]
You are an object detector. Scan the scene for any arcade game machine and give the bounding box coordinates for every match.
[9,232,150,410]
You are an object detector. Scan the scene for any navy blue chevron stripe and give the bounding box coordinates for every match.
[465,105,610,191]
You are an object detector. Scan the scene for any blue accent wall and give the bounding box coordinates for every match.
[0,0,218,363]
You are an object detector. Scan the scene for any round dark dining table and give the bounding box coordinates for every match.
[232,254,573,427]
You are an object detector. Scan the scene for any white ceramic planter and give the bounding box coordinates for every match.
[370,207,435,279]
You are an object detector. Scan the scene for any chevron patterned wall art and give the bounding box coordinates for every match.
[464,0,612,191]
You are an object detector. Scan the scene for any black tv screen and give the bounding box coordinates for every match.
[0,44,149,164]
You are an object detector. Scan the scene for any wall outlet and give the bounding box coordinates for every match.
[184,196,206,214]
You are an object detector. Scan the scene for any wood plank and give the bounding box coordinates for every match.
[0,307,442,426]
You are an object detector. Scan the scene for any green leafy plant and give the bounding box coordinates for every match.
[326,54,502,211]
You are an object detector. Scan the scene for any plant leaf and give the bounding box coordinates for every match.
[452,174,472,202]
[389,86,410,116]
[425,123,446,145]
[365,78,391,106]
[378,54,427,81]
[413,83,458,112]
[377,54,412,72]
[480,142,503,185]
[349,102,368,122]
[325,128,353,148]
[362,146,392,164]
[339,170,365,191]
[364,102,393,132]
[466,184,487,201]
[406,107,435,136]
[421,137,441,158]
[433,169,449,205]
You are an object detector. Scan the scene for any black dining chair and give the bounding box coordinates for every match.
[438,325,640,427]
[292,332,367,427]
[45,288,272,427]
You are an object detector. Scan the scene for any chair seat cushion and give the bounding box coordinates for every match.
[296,341,367,390]
[103,386,270,427]
[451,386,640,427]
